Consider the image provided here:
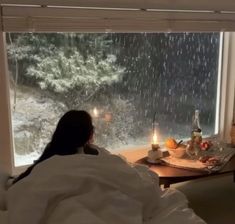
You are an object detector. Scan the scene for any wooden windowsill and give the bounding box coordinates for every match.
[115,146,150,163]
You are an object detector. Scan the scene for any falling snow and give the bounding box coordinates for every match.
[8,33,220,166]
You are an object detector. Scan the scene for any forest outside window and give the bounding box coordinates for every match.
[6,32,221,166]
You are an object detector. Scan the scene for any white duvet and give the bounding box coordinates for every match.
[1,154,205,224]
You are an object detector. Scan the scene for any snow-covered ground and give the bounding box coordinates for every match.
[14,151,41,167]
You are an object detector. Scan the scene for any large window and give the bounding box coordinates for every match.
[6,32,221,166]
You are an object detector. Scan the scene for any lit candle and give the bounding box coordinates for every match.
[152,130,158,144]
[152,129,159,150]
[93,107,99,118]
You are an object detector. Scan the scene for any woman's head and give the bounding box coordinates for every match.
[50,110,94,155]
[12,110,94,185]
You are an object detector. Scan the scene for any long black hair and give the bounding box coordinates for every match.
[13,110,96,184]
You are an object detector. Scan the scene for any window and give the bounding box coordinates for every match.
[6,32,221,166]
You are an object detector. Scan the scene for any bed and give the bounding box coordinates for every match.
[0,153,206,224]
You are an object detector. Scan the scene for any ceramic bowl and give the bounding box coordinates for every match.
[168,145,186,158]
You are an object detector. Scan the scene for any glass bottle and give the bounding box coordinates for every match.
[191,109,202,144]
[187,110,202,158]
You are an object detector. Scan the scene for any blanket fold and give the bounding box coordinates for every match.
[5,154,205,224]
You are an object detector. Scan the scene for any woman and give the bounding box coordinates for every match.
[12,110,108,184]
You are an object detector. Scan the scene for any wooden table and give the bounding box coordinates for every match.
[119,148,235,188]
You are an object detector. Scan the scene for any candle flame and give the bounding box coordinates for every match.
[93,107,99,117]
[152,130,158,144]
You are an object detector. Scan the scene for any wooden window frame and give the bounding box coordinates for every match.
[0,2,235,175]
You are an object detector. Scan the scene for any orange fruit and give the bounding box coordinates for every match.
[165,138,178,149]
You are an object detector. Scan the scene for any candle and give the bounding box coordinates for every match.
[152,129,159,150]
[152,130,158,144]
[93,107,99,118]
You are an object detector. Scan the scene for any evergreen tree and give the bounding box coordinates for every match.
[7,33,124,108]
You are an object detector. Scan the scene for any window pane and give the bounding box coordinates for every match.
[6,33,220,166]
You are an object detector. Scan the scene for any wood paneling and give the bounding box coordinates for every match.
[2,6,235,32]
[1,0,235,12]
[4,17,235,32]
[3,6,235,21]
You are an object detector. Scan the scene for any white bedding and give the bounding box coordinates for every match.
[1,154,206,224]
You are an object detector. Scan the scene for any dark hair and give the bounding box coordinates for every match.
[13,110,95,184]
[39,110,94,159]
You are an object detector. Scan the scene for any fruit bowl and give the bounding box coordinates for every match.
[167,145,186,158]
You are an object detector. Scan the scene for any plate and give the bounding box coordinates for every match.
[146,157,161,164]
